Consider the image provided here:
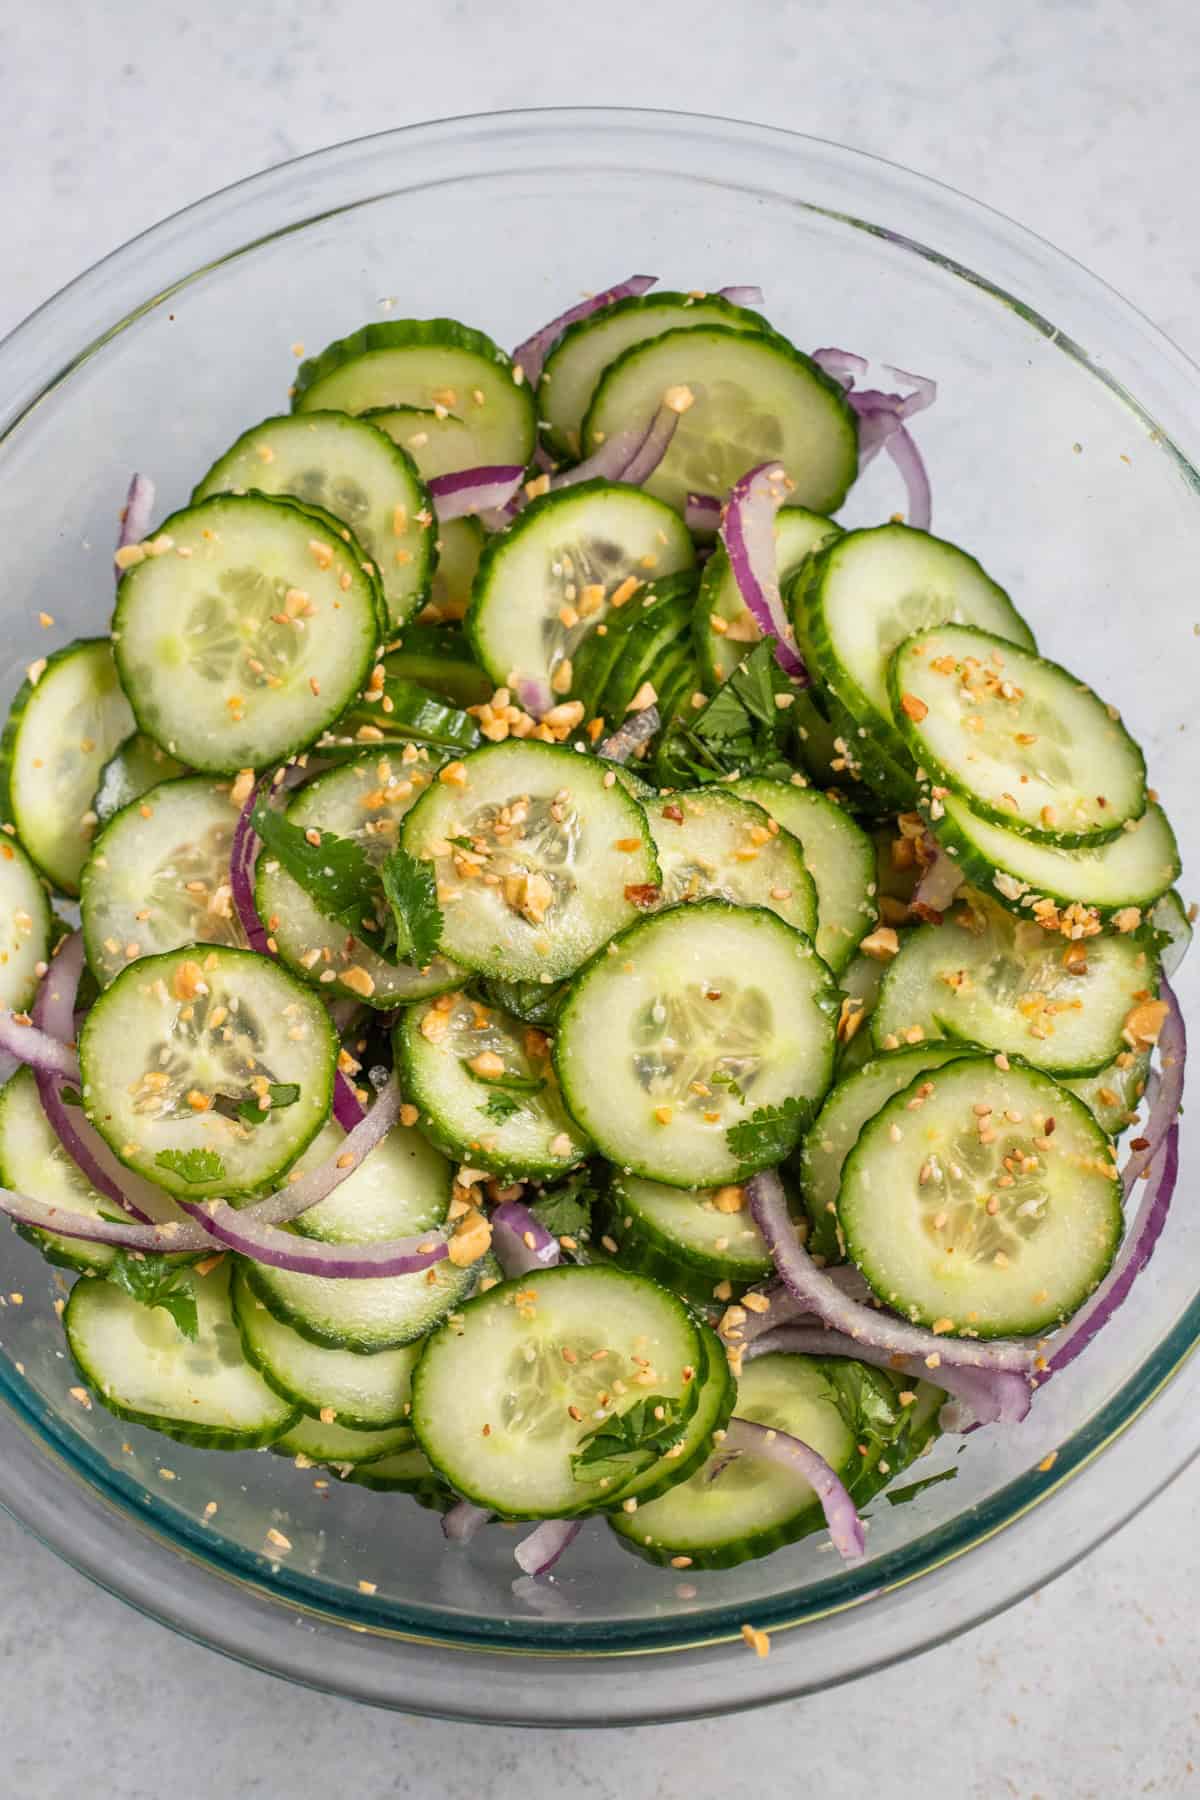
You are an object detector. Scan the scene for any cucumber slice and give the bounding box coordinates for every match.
[1065,1046,1151,1136]
[873,897,1158,1076]
[793,526,1035,788]
[396,989,590,1179]
[554,900,838,1187]
[1151,887,1193,980]
[294,319,536,470]
[65,1259,299,1449]
[698,507,841,688]
[610,1352,857,1569]
[839,1053,1122,1336]
[603,1320,735,1509]
[192,412,435,630]
[731,777,877,974]
[324,678,481,761]
[112,494,381,775]
[466,481,695,699]
[244,1247,495,1356]
[81,776,247,987]
[594,576,698,723]
[0,834,52,1014]
[288,1116,451,1247]
[256,750,464,1008]
[79,945,336,1201]
[400,738,659,983]
[538,290,775,460]
[381,627,491,709]
[0,1067,124,1273]
[366,404,486,481]
[430,519,486,623]
[233,1267,421,1430]
[643,787,818,938]
[583,327,858,519]
[932,794,1177,924]
[273,1412,414,1467]
[347,1444,448,1494]
[601,1171,773,1299]
[93,733,189,825]
[799,1046,970,1261]
[834,948,892,1074]
[891,624,1146,843]
[0,640,135,895]
[411,1264,704,1519]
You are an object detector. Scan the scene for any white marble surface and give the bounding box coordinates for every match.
[3,1,1200,1792]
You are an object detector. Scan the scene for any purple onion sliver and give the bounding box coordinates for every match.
[241,1077,404,1228]
[0,1187,213,1253]
[744,1325,1031,1428]
[883,422,932,530]
[230,777,272,954]
[598,704,660,766]
[912,839,964,916]
[883,364,938,417]
[1120,982,1185,1195]
[811,346,868,388]
[720,462,809,683]
[442,1498,492,1543]
[513,1517,583,1577]
[685,492,723,533]
[517,677,553,720]
[115,472,156,578]
[332,1070,367,1132]
[746,1167,1037,1374]
[720,1417,865,1561]
[618,403,681,488]
[716,285,765,307]
[491,1200,561,1279]
[176,1197,447,1278]
[428,465,525,522]
[513,274,657,387]
[0,1012,81,1082]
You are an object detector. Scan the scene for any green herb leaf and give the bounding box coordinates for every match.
[477,978,566,1027]
[884,1466,958,1507]
[725,1095,811,1170]
[571,1393,682,1485]
[236,1082,301,1126]
[481,1090,523,1123]
[530,1168,599,1244]
[59,1085,82,1108]
[664,642,798,785]
[709,1067,747,1105]
[154,1147,226,1185]
[252,802,384,949]
[105,1251,199,1341]
[380,847,443,969]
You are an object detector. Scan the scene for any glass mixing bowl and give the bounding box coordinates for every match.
[0,108,1196,1726]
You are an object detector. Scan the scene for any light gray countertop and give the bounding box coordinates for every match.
[3,2,1199,1792]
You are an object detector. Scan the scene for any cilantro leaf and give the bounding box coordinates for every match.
[725,1095,812,1170]
[105,1251,198,1341]
[154,1147,226,1185]
[478,978,565,1026]
[252,802,384,949]
[380,847,443,969]
[659,642,798,785]
[530,1168,599,1244]
[884,1466,958,1507]
[481,1090,523,1123]
[236,1082,301,1126]
[571,1394,683,1485]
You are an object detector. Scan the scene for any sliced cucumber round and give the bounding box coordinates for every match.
[554,900,838,1187]
[873,897,1159,1076]
[192,411,435,630]
[232,1266,421,1430]
[93,732,188,825]
[592,574,698,724]
[381,626,491,709]
[347,1444,448,1495]
[698,507,841,687]
[367,403,486,481]
[0,1067,124,1273]
[400,738,659,983]
[81,776,247,988]
[932,793,1177,920]
[731,777,877,973]
[834,948,892,1074]
[610,1351,857,1569]
[396,989,590,1179]
[1151,887,1193,980]
[602,1319,735,1510]
[1065,1046,1151,1136]
[112,494,381,774]
[601,1171,773,1299]
[65,1259,299,1449]
[288,1115,450,1246]
[799,1046,970,1261]
[0,639,134,895]
[429,519,486,623]
[411,1264,704,1518]
[0,834,52,1014]
[839,1053,1122,1336]
[891,624,1146,843]
[256,750,464,1008]
[793,525,1035,789]
[466,480,695,699]
[79,945,336,1200]
[273,1412,414,1467]
[293,319,536,470]
[244,1247,494,1356]
[583,327,858,519]
[538,289,775,460]
[645,787,818,937]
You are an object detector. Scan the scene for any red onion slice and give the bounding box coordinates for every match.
[332,1076,367,1133]
[685,492,722,533]
[513,1517,582,1577]
[442,1499,491,1543]
[0,1188,213,1253]
[911,837,964,919]
[114,472,156,580]
[811,346,869,387]
[745,1325,1031,1429]
[513,274,658,387]
[882,423,932,530]
[230,776,272,955]
[719,463,809,682]
[177,1197,447,1278]
[241,1078,404,1228]
[491,1200,561,1278]
[517,677,553,720]
[1120,981,1184,1195]
[747,1168,1038,1374]
[718,1417,865,1561]
[549,398,682,495]
[598,704,660,765]
[0,1012,81,1082]
[716,285,765,307]
[428,466,525,522]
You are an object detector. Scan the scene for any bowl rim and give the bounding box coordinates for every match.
[0,102,1196,1723]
